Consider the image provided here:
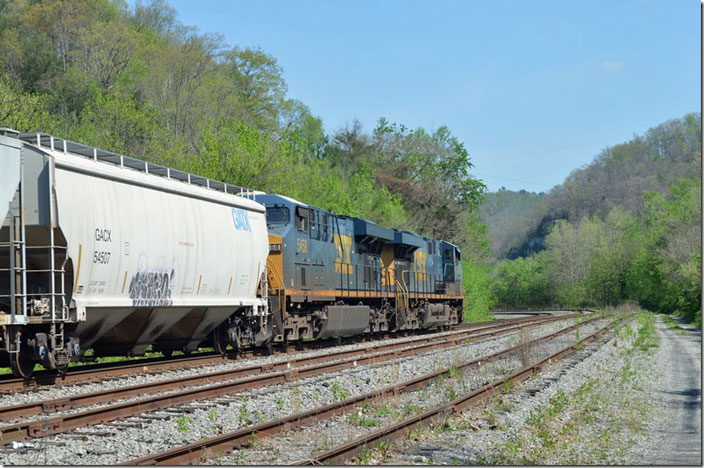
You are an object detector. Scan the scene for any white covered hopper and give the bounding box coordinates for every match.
[0,131,270,377]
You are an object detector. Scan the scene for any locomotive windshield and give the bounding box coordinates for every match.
[266,206,290,226]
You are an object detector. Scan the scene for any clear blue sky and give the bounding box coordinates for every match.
[165,0,700,192]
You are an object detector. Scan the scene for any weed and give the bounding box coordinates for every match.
[292,387,302,412]
[548,389,569,414]
[375,407,391,417]
[449,458,462,465]
[249,432,263,450]
[349,412,379,428]
[377,441,392,461]
[407,427,424,440]
[525,406,544,427]
[402,403,421,416]
[275,396,285,413]
[437,415,454,432]
[445,386,458,401]
[448,365,462,379]
[502,378,512,393]
[482,408,497,426]
[238,401,251,426]
[316,440,331,453]
[356,448,373,465]
[207,409,218,423]
[330,381,348,402]
[174,416,193,433]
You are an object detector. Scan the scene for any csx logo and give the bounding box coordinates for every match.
[231,208,251,232]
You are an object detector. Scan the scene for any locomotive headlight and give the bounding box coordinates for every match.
[269,243,282,253]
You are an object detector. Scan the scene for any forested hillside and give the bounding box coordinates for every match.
[482,114,701,260]
[479,189,544,258]
[486,115,701,323]
[0,0,699,323]
[0,0,486,253]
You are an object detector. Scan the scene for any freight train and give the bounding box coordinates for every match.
[0,129,464,378]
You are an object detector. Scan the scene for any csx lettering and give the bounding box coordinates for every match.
[414,250,427,281]
[93,251,111,264]
[95,228,112,242]
[231,208,252,232]
[334,235,353,274]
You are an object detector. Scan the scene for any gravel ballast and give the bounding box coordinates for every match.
[0,318,583,465]
[385,312,700,466]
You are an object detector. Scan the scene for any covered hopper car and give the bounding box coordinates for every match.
[0,129,464,379]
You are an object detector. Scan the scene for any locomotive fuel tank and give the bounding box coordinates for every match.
[0,131,270,377]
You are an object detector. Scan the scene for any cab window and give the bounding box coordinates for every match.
[295,206,309,233]
[443,248,453,261]
[266,207,290,226]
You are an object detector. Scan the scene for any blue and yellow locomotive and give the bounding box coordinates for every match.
[254,194,464,343]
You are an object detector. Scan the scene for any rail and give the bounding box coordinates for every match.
[122,313,607,465]
[297,313,630,465]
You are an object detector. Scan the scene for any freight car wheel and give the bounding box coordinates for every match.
[213,323,230,355]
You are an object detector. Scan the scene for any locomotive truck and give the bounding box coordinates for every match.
[0,129,464,379]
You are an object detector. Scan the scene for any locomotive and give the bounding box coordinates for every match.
[0,129,464,379]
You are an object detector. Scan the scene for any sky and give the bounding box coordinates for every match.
[164,0,700,192]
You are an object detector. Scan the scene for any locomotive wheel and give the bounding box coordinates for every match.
[10,336,34,379]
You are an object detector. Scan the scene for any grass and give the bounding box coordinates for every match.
[659,314,688,335]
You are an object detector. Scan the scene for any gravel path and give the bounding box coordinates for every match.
[639,316,701,465]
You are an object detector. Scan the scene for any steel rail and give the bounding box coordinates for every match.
[0,316,563,422]
[296,314,629,465]
[0,315,574,444]
[122,314,609,465]
[0,315,548,392]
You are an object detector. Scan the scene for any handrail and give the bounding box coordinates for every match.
[17,132,255,200]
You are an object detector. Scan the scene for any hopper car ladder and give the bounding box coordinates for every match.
[0,183,28,343]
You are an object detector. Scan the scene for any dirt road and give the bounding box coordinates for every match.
[650,317,701,466]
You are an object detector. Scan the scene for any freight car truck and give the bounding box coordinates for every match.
[0,129,271,378]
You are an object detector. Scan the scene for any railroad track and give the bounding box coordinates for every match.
[0,315,551,392]
[121,313,615,465]
[0,314,573,445]
[296,314,629,465]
